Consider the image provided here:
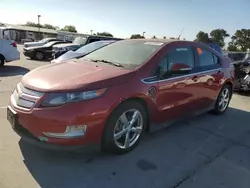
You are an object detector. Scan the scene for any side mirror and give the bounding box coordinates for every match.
[170,63,192,74]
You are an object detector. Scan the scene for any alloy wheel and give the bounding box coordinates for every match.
[36,52,43,60]
[218,87,230,112]
[113,109,143,149]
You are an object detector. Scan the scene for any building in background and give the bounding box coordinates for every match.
[0,23,90,43]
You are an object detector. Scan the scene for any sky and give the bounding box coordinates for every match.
[0,0,249,40]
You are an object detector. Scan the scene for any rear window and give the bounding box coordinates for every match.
[205,43,223,55]
[81,40,163,68]
[228,53,246,61]
[73,37,87,45]
[44,41,62,47]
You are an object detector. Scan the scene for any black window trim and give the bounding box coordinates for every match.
[153,45,197,80]
[194,46,221,72]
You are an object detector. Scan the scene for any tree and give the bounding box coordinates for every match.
[152,36,157,39]
[130,34,145,39]
[163,36,166,39]
[227,41,239,51]
[229,29,250,51]
[23,21,40,28]
[43,24,57,30]
[210,29,229,47]
[23,21,58,30]
[96,32,113,37]
[194,31,212,43]
[61,25,77,33]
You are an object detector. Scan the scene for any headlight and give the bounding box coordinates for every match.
[41,88,107,107]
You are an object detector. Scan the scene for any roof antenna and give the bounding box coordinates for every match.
[177,28,184,40]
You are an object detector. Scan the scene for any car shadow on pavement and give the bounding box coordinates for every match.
[234,90,250,97]
[18,107,250,188]
[0,65,30,77]
[25,57,51,62]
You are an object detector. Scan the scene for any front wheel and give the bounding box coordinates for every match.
[102,101,147,154]
[211,84,232,115]
[35,52,44,60]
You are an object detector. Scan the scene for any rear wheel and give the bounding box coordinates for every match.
[0,55,5,67]
[102,101,147,154]
[35,52,44,60]
[212,84,232,115]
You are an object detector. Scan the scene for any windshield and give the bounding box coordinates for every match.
[39,38,49,43]
[76,41,113,54]
[44,41,59,47]
[73,37,87,45]
[81,40,163,67]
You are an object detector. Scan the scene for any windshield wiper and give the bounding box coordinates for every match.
[90,59,123,67]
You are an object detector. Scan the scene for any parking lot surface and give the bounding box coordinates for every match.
[1,45,250,188]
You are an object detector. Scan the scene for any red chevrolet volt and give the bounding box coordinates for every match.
[7,39,234,154]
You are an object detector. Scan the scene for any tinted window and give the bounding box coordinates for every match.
[73,37,87,45]
[44,41,57,47]
[81,40,163,68]
[228,53,245,61]
[88,38,101,43]
[197,48,215,66]
[213,54,220,64]
[44,41,63,47]
[168,47,194,69]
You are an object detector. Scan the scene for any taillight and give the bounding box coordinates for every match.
[11,42,17,47]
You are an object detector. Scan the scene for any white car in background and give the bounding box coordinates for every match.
[0,39,20,67]
[23,38,63,48]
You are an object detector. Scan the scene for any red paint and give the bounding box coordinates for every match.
[9,39,234,147]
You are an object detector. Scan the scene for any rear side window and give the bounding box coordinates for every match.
[88,38,101,43]
[197,48,219,66]
[168,47,194,68]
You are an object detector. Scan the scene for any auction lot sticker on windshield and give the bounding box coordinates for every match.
[144,42,164,46]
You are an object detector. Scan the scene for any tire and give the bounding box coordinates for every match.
[102,101,147,154]
[35,52,44,60]
[0,55,5,67]
[211,84,232,115]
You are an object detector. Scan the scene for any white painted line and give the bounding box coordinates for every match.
[0,106,7,109]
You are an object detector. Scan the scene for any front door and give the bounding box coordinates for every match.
[153,46,201,123]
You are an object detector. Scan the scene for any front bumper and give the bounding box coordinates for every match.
[13,120,100,152]
[7,97,110,150]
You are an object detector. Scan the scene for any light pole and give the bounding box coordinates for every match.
[38,15,41,39]
[142,31,146,37]
[90,30,93,35]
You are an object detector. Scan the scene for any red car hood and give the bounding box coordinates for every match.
[22,60,135,92]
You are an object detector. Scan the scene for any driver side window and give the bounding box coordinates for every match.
[157,47,195,79]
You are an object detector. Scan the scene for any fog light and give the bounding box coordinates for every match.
[43,125,87,139]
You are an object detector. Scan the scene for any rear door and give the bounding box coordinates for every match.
[193,46,224,110]
[153,45,201,122]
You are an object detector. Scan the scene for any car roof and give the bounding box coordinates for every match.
[125,38,179,44]
[87,35,122,40]
[122,39,211,47]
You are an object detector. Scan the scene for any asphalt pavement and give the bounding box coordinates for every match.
[1,45,250,188]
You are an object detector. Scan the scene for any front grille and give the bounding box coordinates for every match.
[11,83,44,109]
[19,83,44,97]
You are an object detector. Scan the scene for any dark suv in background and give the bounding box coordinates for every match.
[52,35,122,59]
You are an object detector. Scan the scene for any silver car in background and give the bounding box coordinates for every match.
[50,40,117,64]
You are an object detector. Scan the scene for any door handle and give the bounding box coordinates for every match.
[191,75,198,82]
